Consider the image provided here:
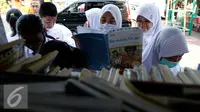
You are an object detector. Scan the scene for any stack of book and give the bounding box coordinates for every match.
[130,65,200,85]
[0,39,59,73]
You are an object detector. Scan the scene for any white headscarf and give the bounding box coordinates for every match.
[100,4,122,28]
[142,27,189,73]
[85,8,101,30]
[137,3,163,50]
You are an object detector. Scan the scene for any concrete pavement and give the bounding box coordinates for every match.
[180,32,200,69]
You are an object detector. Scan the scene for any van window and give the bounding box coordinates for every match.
[66,3,86,13]
[87,1,126,11]
[87,2,105,9]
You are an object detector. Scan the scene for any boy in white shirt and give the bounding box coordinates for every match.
[39,2,76,47]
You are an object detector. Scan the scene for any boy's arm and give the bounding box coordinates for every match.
[60,25,76,47]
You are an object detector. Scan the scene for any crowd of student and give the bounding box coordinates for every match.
[5,2,189,75]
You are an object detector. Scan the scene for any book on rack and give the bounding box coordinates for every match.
[7,53,42,72]
[74,27,143,70]
[184,67,200,84]
[24,50,58,73]
[47,66,61,76]
[0,39,25,71]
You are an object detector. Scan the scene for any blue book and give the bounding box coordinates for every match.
[74,33,110,70]
[74,27,143,70]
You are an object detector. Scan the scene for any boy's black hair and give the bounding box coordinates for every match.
[39,2,57,18]
[16,14,57,41]
[6,8,22,37]
[16,14,43,35]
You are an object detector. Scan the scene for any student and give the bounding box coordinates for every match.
[84,8,101,30]
[99,4,122,33]
[39,2,76,47]
[142,27,189,75]
[6,8,22,42]
[16,14,87,68]
[28,0,44,15]
[136,3,163,51]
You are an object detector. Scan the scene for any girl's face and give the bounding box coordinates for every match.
[100,12,116,25]
[162,55,183,62]
[136,15,153,32]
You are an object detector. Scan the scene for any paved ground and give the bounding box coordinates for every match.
[180,32,200,69]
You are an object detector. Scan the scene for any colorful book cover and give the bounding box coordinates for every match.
[74,27,143,70]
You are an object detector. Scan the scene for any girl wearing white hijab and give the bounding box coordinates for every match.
[136,3,163,51]
[84,8,101,30]
[142,27,189,75]
[99,4,122,33]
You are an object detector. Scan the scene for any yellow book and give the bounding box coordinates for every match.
[57,68,72,77]
[0,39,25,71]
[7,53,41,72]
[26,50,58,73]
[47,66,61,76]
[79,68,92,80]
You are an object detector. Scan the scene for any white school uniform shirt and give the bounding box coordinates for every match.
[24,37,49,58]
[142,27,189,74]
[46,24,76,47]
[6,33,19,43]
[136,3,163,51]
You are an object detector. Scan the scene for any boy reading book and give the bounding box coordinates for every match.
[16,14,88,69]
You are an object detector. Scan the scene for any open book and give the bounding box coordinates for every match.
[74,27,143,70]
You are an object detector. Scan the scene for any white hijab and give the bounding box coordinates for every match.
[142,27,189,73]
[137,3,163,50]
[85,8,101,30]
[100,4,122,28]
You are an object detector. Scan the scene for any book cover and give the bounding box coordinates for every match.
[74,27,142,70]
[26,50,58,73]
[0,39,25,71]
[7,53,41,72]
[74,33,110,70]
[184,67,200,84]
[108,27,142,68]
[150,66,164,82]
[177,72,193,84]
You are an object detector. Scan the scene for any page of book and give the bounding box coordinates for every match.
[108,27,143,68]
